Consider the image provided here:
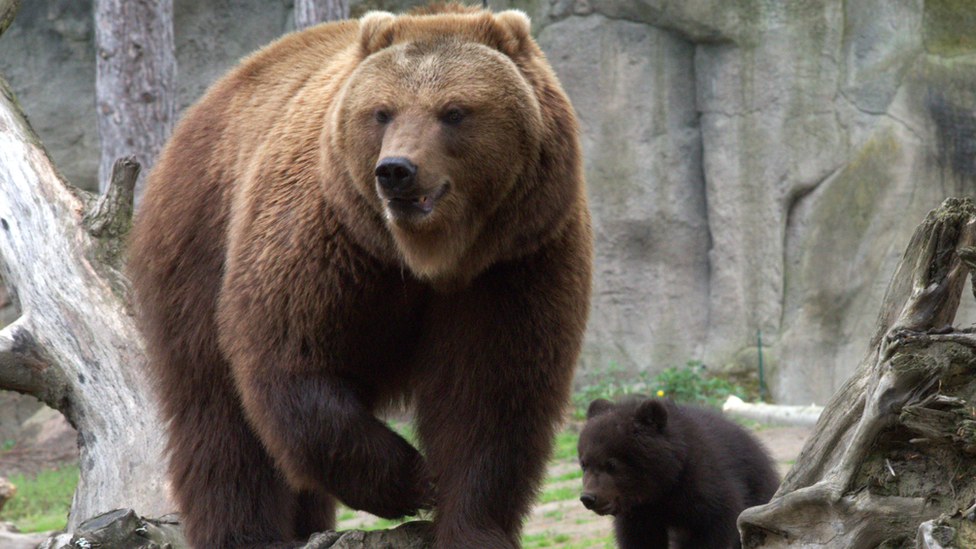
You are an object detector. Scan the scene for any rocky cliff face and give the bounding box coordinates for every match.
[541,0,976,404]
[2,0,974,404]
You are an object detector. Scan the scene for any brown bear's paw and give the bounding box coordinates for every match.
[370,449,435,519]
[330,432,434,519]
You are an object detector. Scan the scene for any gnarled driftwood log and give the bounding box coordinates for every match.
[740,198,976,549]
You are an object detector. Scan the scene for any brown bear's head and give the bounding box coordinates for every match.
[331,7,556,284]
[577,398,685,516]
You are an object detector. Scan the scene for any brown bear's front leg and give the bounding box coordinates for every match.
[218,226,434,521]
[414,338,573,549]
[165,379,316,549]
[413,254,587,549]
[233,370,433,520]
[416,376,559,549]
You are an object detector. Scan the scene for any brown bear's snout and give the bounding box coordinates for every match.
[580,493,597,510]
[375,156,417,197]
[375,155,447,219]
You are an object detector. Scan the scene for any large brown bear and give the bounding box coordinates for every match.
[127,4,591,549]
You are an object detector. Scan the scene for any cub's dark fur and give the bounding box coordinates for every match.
[578,397,779,549]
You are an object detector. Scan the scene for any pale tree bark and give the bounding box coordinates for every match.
[740,198,976,549]
[94,0,176,200]
[295,0,348,29]
[0,0,170,528]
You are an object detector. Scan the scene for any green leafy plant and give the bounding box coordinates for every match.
[571,361,637,419]
[572,361,749,419]
[648,361,747,408]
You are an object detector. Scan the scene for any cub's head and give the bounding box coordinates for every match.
[332,6,550,282]
[577,398,684,516]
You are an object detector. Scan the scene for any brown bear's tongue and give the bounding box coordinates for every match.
[386,185,446,216]
[412,195,434,212]
[388,195,434,215]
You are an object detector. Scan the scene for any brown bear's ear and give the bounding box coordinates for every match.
[491,10,532,58]
[586,398,614,420]
[359,11,396,55]
[635,399,668,432]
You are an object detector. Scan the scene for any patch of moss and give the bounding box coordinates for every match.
[924,0,976,56]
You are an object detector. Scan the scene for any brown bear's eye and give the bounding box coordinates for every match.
[374,109,390,124]
[604,460,616,473]
[441,108,464,125]
[579,460,587,471]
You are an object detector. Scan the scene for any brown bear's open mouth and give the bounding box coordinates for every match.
[384,184,448,219]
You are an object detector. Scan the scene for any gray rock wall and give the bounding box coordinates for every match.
[2,0,974,405]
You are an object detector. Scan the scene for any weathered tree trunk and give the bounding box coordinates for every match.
[0,0,170,527]
[740,198,976,549]
[94,0,176,200]
[295,0,348,29]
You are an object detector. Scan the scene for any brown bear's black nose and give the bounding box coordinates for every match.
[580,494,597,510]
[375,156,417,195]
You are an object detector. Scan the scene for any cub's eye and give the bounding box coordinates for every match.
[441,107,464,125]
[604,460,617,473]
[374,109,391,124]
[579,460,587,471]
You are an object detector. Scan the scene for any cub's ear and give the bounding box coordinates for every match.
[359,11,396,55]
[586,398,614,420]
[635,399,668,432]
[492,10,532,57]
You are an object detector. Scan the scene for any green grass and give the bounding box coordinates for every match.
[549,469,582,482]
[524,530,615,549]
[0,464,78,532]
[361,516,410,531]
[562,533,615,549]
[538,486,578,504]
[552,430,580,460]
[523,531,554,548]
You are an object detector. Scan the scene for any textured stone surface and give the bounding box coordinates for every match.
[2,0,975,404]
[540,15,710,378]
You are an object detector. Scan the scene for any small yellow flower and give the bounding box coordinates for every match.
[656,390,664,397]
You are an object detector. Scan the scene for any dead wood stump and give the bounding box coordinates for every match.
[740,198,976,549]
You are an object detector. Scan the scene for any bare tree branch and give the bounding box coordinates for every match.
[0,314,54,395]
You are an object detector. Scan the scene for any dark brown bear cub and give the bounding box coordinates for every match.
[577,397,779,549]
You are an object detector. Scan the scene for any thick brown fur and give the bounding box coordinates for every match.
[126,4,591,549]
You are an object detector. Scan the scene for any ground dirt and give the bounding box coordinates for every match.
[0,406,76,478]
[337,423,814,546]
[0,404,812,547]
